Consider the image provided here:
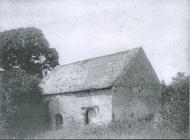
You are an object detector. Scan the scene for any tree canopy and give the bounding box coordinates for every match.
[0,27,59,138]
[161,72,189,132]
[0,27,59,77]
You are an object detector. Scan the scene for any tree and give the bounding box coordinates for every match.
[161,72,189,132]
[0,69,46,137]
[0,71,7,138]
[0,27,59,78]
[0,27,59,138]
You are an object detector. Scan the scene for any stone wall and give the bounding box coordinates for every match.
[42,48,161,129]
[43,88,112,129]
[112,49,161,125]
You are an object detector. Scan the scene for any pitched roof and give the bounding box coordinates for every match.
[40,48,141,95]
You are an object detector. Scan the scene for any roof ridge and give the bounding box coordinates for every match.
[55,47,141,69]
[111,47,142,86]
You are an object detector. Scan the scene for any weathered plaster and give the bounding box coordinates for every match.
[43,89,112,129]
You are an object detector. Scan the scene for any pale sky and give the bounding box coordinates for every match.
[0,0,189,83]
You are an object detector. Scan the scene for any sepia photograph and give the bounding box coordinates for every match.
[0,0,189,139]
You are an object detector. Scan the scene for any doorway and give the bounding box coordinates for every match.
[81,106,98,124]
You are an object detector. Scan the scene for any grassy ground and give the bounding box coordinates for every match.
[31,121,189,139]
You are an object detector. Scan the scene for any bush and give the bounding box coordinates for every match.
[0,69,47,138]
[161,72,189,132]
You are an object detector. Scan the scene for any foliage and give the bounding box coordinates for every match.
[0,27,59,137]
[161,72,189,132]
[0,69,47,138]
[0,27,59,78]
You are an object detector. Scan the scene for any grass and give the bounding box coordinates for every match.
[31,121,189,139]
[1,119,188,139]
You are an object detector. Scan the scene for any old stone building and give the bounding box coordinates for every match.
[39,47,161,129]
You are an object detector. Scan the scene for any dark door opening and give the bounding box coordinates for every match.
[83,109,89,124]
[81,106,98,125]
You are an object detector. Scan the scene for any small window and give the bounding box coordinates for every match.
[55,114,63,129]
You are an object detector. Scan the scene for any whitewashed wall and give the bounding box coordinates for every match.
[44,89,112,129]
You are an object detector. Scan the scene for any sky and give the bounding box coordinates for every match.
[0,0,189,83]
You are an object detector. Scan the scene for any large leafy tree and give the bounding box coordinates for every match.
[0,27,59,77]
[0,27,59,138]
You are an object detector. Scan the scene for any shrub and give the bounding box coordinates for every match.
[0,69,46,138]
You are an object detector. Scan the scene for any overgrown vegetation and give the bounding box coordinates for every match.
[161,72,189,133]
[0,27,59,138]
[33,121,187,139]
[0,70,44,138]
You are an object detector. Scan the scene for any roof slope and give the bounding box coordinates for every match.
[40,48,141,95]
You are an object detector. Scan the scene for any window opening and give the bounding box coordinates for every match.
[55,113,63,129]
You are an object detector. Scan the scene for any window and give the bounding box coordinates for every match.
[55,113,63,129]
